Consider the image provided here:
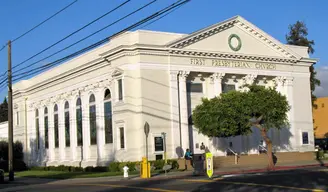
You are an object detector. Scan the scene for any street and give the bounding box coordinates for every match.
[1,166,328,192]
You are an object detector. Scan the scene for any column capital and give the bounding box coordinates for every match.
[273,76,286,86]
[178,71,190,81]
[285,77,294,86]
[210,73,225,83]
[241,74,257,85]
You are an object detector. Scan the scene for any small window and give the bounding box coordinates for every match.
[222,84,236,93]
[154,136,164,152]
[187,82,203,93]
[322,103,325,108]
[119,127,125,149]
[118,79,123,101]
[302,132,309,145]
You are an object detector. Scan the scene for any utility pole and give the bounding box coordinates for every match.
[7,40,14,181]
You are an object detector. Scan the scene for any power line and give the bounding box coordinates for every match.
[0,0,79,76]
[12,0,159,79]
[12,0,190,82]
[12,0,131,72]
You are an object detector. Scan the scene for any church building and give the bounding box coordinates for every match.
[11,16,315,167]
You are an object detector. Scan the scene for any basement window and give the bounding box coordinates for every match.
[302,132,309,145]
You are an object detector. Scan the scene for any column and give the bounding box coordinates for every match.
[178,71,190,152]
[209,73,225,154]
[81,91,90,161]
[95,88,105,161]
[38,105,46,165]
[58,100,65,162]
[285,77,295,151]
[70,96,77,162]
[244,74,257,154]
[169,71,180,158]
[48,103,55,162]
[273,76,286,149]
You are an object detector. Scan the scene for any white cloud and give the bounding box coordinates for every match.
[314,66,328,98]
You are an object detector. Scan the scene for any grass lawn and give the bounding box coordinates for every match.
[5,170,166,179]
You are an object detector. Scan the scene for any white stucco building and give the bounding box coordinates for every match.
[10,16,316,167]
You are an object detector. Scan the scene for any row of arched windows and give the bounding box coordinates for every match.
[35,89,113,149]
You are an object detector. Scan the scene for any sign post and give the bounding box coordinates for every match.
[206,152,213,179]
[144,122,150,178]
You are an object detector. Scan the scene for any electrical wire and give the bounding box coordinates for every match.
[13,0,189,81]
[12,0,158,78]
[12,0,132,72]
[0,0,79,76]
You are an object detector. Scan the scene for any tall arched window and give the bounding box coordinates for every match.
[104,89,113,143]
[54,104,59,148]
[89,94,97,145]
[35,109,40,150]
[44,107,49,149]
[76,98,83,146]
[64,101,70,147]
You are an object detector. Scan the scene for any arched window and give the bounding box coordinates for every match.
[64,101,70,147]
[76,98,83,146]
[44,107,49,149]
[54,104,59,148]
[89,94,97,145]
[35,109,40,150]
[104,89,113,143]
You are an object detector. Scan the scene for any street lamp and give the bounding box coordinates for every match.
[161,132,167,164]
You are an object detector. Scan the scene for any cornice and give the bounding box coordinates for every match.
[168,49,297,64]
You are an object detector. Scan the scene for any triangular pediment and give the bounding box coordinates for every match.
[167,16,300,59]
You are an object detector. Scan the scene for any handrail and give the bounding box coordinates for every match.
[258,145,267,154]
[226,147,238,164]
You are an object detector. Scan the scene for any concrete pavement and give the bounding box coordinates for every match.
[1,166,327,192]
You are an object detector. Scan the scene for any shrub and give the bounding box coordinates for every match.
[0,159,27,172]
[108,162,120,172]
[167,159,179,169]
[0,140,24,161]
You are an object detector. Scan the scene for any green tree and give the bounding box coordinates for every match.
[0,97,8,122]
[192,85,290,170]
[286,21,319,107]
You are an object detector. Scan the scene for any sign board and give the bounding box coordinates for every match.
[144,122,150,137]
[205,152,213,178]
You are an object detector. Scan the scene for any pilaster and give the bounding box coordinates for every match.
[178,70,190,152]
[169,70,180,158]
[58,100,65,162]
[81,91,90,161]
[69,96,77,162]
[94,87,105,161]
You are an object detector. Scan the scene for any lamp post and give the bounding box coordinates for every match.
[161,132,167,164]
[144,122,150,178]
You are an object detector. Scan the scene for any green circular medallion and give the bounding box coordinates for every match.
[228,34,242,51]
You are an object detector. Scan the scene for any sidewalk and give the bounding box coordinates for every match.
[0,159,327,191]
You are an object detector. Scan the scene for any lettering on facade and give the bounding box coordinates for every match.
[190,58,277,70]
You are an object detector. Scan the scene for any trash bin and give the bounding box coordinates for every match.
[192,153,205,176]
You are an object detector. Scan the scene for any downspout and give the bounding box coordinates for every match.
[24,97,28,165]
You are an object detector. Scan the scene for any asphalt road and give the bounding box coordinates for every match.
[1,167,328,192]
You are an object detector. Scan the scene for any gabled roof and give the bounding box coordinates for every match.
[166,15,302,59]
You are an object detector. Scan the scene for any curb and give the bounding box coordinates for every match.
[213,163,328,176]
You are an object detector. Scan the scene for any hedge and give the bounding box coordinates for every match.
[29,159,179,173]
[0,140,24,161]
[0,159,27,172]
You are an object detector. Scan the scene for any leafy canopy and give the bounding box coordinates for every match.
[286,21,319,107]
[192,85,290,138]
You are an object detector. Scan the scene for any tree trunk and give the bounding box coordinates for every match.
[260,128,275,170]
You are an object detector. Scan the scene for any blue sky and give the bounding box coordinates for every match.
[0,0,327,100]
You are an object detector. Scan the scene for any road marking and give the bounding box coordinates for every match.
[180,179,324,192]
[48,183,183,192]
[182,177,223,183]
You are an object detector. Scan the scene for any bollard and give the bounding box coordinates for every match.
[123,166,129,179]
